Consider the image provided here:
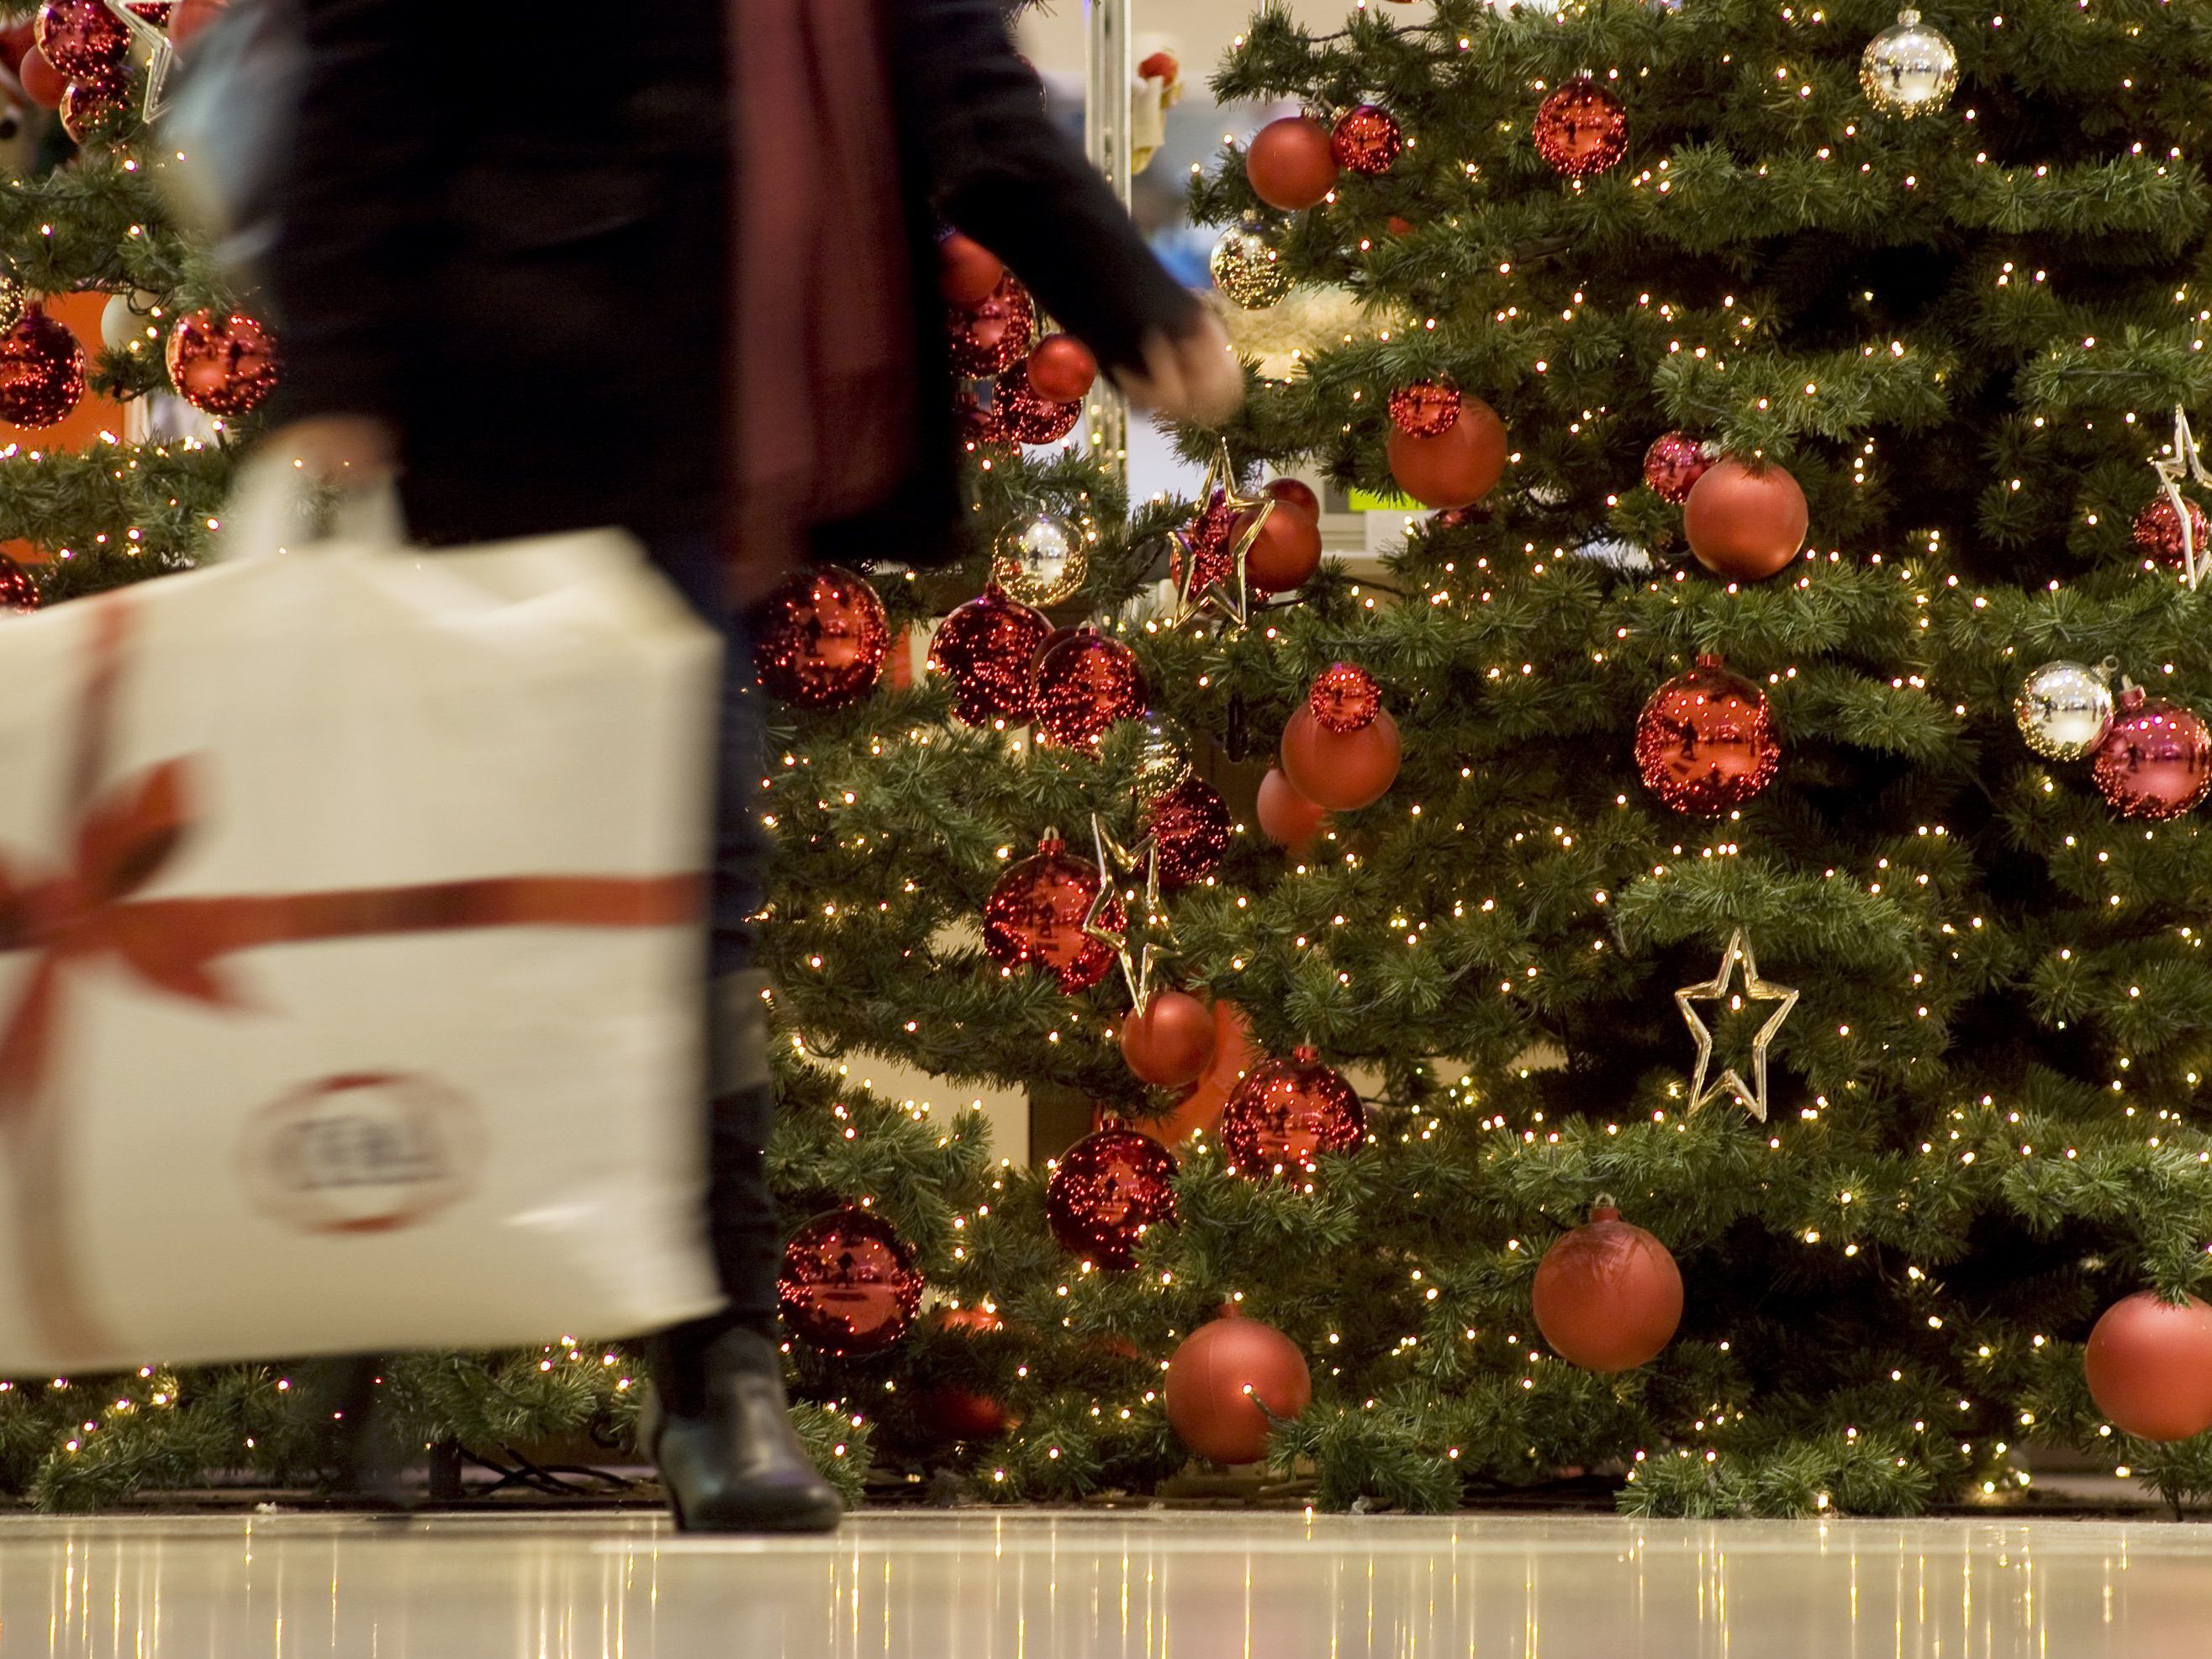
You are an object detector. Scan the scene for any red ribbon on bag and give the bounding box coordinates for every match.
[0,597,703,1362]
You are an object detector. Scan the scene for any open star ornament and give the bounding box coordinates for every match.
[2151,404,2212,592]
[1169,441,1274,629]
[1081,813,1171,1010]
[100,1,180,123]
[1675,928,1800,1123]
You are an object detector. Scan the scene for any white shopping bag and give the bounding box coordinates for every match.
[0,463,725,1373]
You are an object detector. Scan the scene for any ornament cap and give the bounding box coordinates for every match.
[1694,652,1727,670]
[1898,6,1920,20]
[1291,1043,1321,1064]
[1217,1300,1243,1320]
[1591,1199,1621,1223]
[2118,684,2147,712]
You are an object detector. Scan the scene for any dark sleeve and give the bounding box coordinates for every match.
[890,0,1204,374]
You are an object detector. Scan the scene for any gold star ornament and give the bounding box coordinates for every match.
[1169,441,1273,629]
[1674,928,1800,1123]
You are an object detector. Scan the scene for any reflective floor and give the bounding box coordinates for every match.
[0,1508,2202,1657]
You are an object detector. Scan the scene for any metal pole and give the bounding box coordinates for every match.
[1083,0,1132,489]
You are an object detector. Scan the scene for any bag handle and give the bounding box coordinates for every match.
[216,451,408,563]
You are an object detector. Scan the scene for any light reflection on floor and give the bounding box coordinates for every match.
[0,1508,2200,1657]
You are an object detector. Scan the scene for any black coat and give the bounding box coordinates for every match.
[265,0,1199,563]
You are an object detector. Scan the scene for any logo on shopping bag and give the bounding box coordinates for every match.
[240,1073,484,1234]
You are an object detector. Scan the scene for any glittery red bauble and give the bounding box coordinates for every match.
[1170,489,1238,596]
[0,553,40,614]
[1032,626,1147,748]
[59,64,128,142]
[1533,79,1628,177]
[1026,333,1097,404]
[1642,431,1711,504]
[1264,478,1320,518]
[754,563,890,711]
[938,230,1004,308]
[1164,1306,1310,1464]
[992,362,1080,446]
[777,1207,924,1357]
[1218,1047,1365,1177]
[1238,499,1321,594]
[165,309,279,415]
[1245,114,1337,211]
[1386,396,1507,509]
[947,272,1034,377]
[1635,656,1778,816]
[1531,1204,1682,1373]
[1308,662,1381,733]
[982,836,1122,992]
[1388,381,1460,438]
[1280,700,1400,811]
[2092,689,2212,820]
[1256,766,1327,850]
[929,584,1052,726]
[34,0,126,77]
[2083,1292,2212,1441]
[0,304,86,429]
[2133,495,2212,568]
[1683,457,1808,580]
[18,46,66,108]
[1122,989,1218,1088]
[1043,1125,1179,1269]
[1329,103,1402,175]
[1147,775,1230,887]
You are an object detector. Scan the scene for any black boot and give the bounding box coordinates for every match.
[642,1323,842,1533]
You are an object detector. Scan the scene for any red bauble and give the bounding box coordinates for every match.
[2083,1292,2212,1442]
[2092,688,2212,821]
[947,273,1034,377]
[1,21,41,77]
[1264,478,1320,518]
[993,362,1081,445]
[171,0,227,50]
[1026,333,1097,404]
[1217,1047,1365,1177]
[1137,49,1179,82]
[955,386,1007,454]
[938,230,1004,308]
[2133,495,2212,568]
[1147,774,1230,887]
[1164,1306,1312,1464]
[1032,626,1147,748]
[1329,103,1402,176]
[34,0,126,78]
[1154,1001,1258,1143]
[1308,662,1381,733]
[0,554,39,614]
[1386,396,1507,508]
[754,565,890,711]
[1256,766,1328,850]
[165,309,279,415]
[1634,655,1779,817]
[916,1306,1011,1441]
[981,836,1122,992]
[1122,990,1217,1088]
[1044,1125,1179,1269]
[1642,431,1711,504]
[1245,114,1337,211]
[1280,700,1400,811]
[1531,1203,1683,1373]
[777,1207,924,1357]
[1532,79,1628,177]
[929,584,1052,726]
[0,304,86,429]
[1238,499,1322,594]
[58,64,128,143]
[1682,457,1808,581]
[1388,381,1460,438]
[18,45,66,107]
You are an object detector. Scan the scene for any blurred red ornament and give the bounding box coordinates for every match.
[937,230,1004,308]
[1218,1047,1365,1176]
[1531,1203,1682,1373]
[929,584,1051,726]
[993,362,1081,445]
[1683,457,1808,581]
[1635,655,1779,816]
[1238,499,1321,594]
[982,836,1122,992]
[34,0,125,77]
[1255,766,1328,850]
[1137,49,1179,82]
[1642,431,1711,504]
[1329,103,1402,175]
[947,273,1034,377]
[18,46,66,107]
[0,20,37,77]
[1386,213,1416,235]
[1388,381,1460,438]
[171,0,227,50]
[2083,1292,2212,1442]
[1280,700,1400,811]
[915,1306,1011,1441]
[166,309,279,415]
[1147,774,1230,887]
[1164,1306,1311,1464]
[2092,688,2212,820]
[1032,626,1147,748]
[59,64,128,142]
[1170,489,1238,596]
[1044,1125,1178,1269]
[1308,662,1381,732]
[1431,504,1491,531]
[1386,396,1507,508]
[1264,478,1320,518]
[0,304,86,428]
[777,1207,924,1357]
[1532,79,1628,177]
[1026,333,1097,403]
[1122,990,1217,1088]
[0,553,40,613]
[954,386,1007,454]
[753,564,890,711]
[2133,494,2211,568]
[1244,114,1337,210]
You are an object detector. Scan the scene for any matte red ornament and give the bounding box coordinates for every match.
[34,0,126,77]
[0,553,40,614]
[59,64,128,142]
[1280,701,1400,811]
[2092,688,2212,821]
[1032,626,1147,748]
[1531,1203,1683,1373]
[1386,396,1507,508]
[982,836,1122,992]
[166,309,279,415]
[1388,381,1460,438]
[1138,49,1179,82]
[1164,1306,1312,1464]
[1044,1125,1179,1269]
[1255,766,1328,850]
[753,564,890,711]
[1245,114,1337,211]
[171,0,227,50]
[992,362,1081,445]
[1217,1047,1365,1177]
[1154,1000,1258,1143]
[1329,103,1402,175]
[1642,431,1711,505]
[777,1207,924,1357]
[1308,662,1381,733]
[1026,333,1097,404]
[1682,457,1808,581]
[1264,477,1320,518]
[1147,774,1230,887]
[18,45,66,107]
[1634,655,1779,817]
[1532,79,1628,177]
[917,1306,1012,1442]
[946,272,1034,377]
[1122,990,1218,1088]
[0,304,86,429]
[929,584,1052,726]
[937,230,1004,308]
[1238,499,1321,594]
[2133,495,2212,568]
[2083,1292,2212,1442]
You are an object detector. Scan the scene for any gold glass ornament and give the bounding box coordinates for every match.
[1210,225,1291,309]
[1131,722,1192,810]
[991,512,1088,606]
[2014,659,2116,761]
[1860,9,1959,119]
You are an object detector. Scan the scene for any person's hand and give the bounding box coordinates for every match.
[261,415,399,484]
[1114,312,1245,427]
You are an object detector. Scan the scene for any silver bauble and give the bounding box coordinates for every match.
[1860,9,1960,119]
[990,512,1088,607]
[2014,660,2115,761]
[1210,225,1291,309]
